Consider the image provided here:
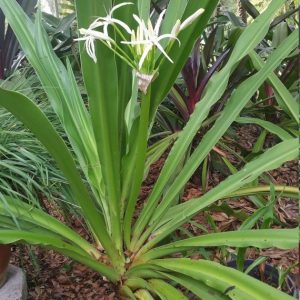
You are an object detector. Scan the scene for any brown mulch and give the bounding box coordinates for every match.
[10,241,117,300]
[10,124,299,299]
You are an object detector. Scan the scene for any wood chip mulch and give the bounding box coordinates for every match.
[9,124,299,299]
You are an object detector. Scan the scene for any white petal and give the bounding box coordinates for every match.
[147,19,154,36]
[74,36,88,42]
[110,2,134,14]
[155,42,173,63]
[157,33,181,45]
[154,9,166,35]
[89,18,105,30]
[133,14,149,37]
[121,40,151,45]
[179,8,205,32]
[139,44,153,69]
[110,18,133,34]
[86,38,97,63]
[81,28,113,42]
[171,19,181,37]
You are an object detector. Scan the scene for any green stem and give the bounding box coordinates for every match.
[123,87,152,250]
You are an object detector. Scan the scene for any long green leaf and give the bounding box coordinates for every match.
[148,279,188,300]
[138,0,150,22]
[0,0,104,205]
[0,195,99,258]
[152,258,294,300]
[75,0,123,253]
[236,117,294,140]
[132,1,289,248]
[148,24,298,229]
[0,230,119,282]
[158,272,230,300]
[141,138,298,251]
[249,50,299,123]
[0,87,118,261]
[141,229,298,261]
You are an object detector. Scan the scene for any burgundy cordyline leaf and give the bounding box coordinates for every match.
[191,38,201,78]
[264,83,274,105]
[191,47,231,110]
[182,58,196,113]
[172,84,190,122]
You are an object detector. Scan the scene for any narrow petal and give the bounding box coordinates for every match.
[157,34,181,45]
[154,9,166,35]
[74,37,88,42]
[121,40,151,45]
[86,38,97,63]
[110,2,134,14]
[171,20,181,37]
[139,44,153,69]
[155,42,173,63]
[89,18,105,30]
[110,18,133,34]
[133,14,149,37]
[81,28,114,42]
[147,19,155,36]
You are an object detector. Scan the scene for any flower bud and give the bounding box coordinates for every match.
[179,8,205,32]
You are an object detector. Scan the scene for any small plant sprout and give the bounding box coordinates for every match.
[77,4,205,93]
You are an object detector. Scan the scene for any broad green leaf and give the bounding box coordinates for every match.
[125,70,139,135]
[148,279,188,300]
[135,289,154,300]
[138,0,150,22]
[0,196,99,258]
[0,87,118,262]
[75,0,122,251]
[152,259,294,300]
[160,0,188,49]
[158,272,230,300]
[0,230,119,282]
[123,89,152,246]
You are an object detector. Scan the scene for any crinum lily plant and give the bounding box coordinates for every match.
[0,0,298,299]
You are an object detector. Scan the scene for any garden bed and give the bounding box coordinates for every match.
[11,124,299,299]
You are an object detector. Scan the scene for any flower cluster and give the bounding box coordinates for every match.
[76,2,205,92]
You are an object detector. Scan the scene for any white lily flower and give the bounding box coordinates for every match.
[122,10,179,69]
[97,2,134,36]
[76,28,114,63]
